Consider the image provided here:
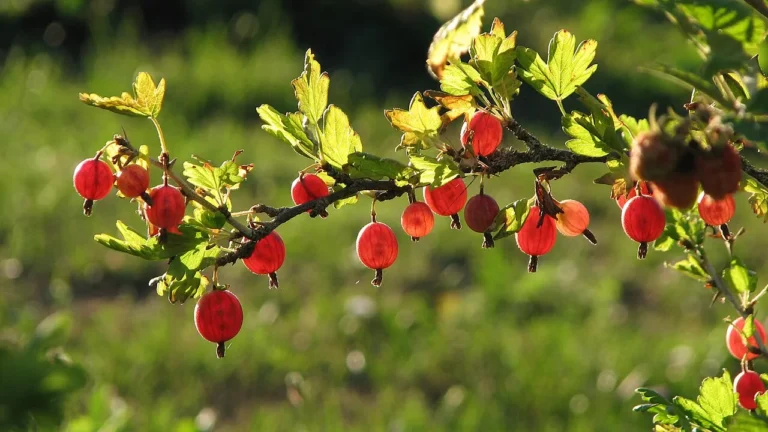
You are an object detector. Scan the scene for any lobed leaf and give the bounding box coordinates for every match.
[292,49,330,126]
[346,152,416,185]
[426,0,486,79]
[320,105,363,169]
[79,72,165,118]
[493,198,533,240]
[385,92,444,150]
[409,155,460,187]
[257,105,318,161]
[722,256,758,294]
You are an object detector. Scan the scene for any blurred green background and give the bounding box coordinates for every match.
[2,0,767,430]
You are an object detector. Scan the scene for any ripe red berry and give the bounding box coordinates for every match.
[73,157,114,216]
[242,231,286,289]
[291,174,330,217]
[401,201,434,241]
[621,195,666,259]
[145,185,186,231]
[423,178,468,229]
[116,164,150,199]
[698,192,735,226]
[356,221,398,287]
[616,182,652,209]
[629,131,678,181]
[194,289,244,358]
[734,370,766,410]
[464,192,500,233]
[515,206,557,272]
[650,173,699,209]
[726,317,767,361]
[555,199,596,244]
[696,144,742,200]
[460,111,503,157]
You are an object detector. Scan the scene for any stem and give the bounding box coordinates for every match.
[744,0,768,20]
[556,99,567,117]
[150,117,169,155]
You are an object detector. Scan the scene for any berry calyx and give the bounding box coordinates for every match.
[116,164,151,202]
[356,221,398,287]
[698,192,735,226]
[401,201,434,241]
[73,156,115,216]
[460,111,503,157]
[696,143,742,200]
[726,316,767,361]
[650,173,699,209]
[194,289,244,358]
[242,231,286,289]
[555,199,596,244]
[515,206,557,272]
[423,178,468,229]
[616,182,652,209]
[464,192,500,234]
[145,185,186,231]
[734,370,766,410]
[291,173,330,217]
[621,195,666,259]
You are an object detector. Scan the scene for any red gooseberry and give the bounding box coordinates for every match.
[73,157,115,216]
[515,206,557,273]
[555,199,596,244]
[423,178,468,229]
[460,111,503,157]
[401,201,434,241]
[116,164,150,200]
[698,192,735,226]
[621,195,666,259]
[242,231,286,289]
[734,370,766,410]
[616,182,652,209]
[145,184,186,231]
[194,289,244,358]
[356,221,398,287]
[291,173,330,217]
[726,316,767,361]
[650,173,699,209]
[696,144,742,200]
[464,192,500,233]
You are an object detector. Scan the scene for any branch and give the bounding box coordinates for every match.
[741,155,768,187]
[744,0,768,20]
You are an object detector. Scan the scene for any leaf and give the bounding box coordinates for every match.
[635,387,686,428]
[516,30,598,101]
[744,176,768,222]
[722,256,758,294]
[760,37,768,78]
[409,155,460,187]
[385,92,443,150]
[182,159,244,205]
[440,61,486,96]
[665,255,709,282]
[424,90,477,123]
[756,391,768,417]
[672,370,737,431]
[727,409,768,431]
[318,105,363,169]
[95,221,208,261]
[493,198,533,240]
[426,0,486,79]
[469,30,518,93]
[292,49,330,126]
[257,105,318,161]
[346,152,415,184]
[332,189,359,209]
[744,314,756,340]
[642,64,729,107]
[79,72,166,118]
[156,244,219,304]
[562,111,613,157]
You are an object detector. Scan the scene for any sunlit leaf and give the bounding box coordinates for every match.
[385,92,443,150]
[722,256,758,294]
[292,49,330,126]
[319,105,362,169]
[672,369,737,431]
[409,155,460,187]
[665,255,709,281]
[424,90,477,124]
[426,0,486,79]
[79,72,165,118]
[440,61,486,96]
[493,198,533,240]
[744,176,768,222]
[346,152,416,185]
[257,105,318,161]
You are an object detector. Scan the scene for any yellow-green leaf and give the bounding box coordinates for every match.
[409,155,460,187]
[292,49,330,126]
[320,105,362,169]
[384,92,443,150]
[493,198,534,240]
[79,72,166,118]
[440,61,486,96]
[257,105,318,161]
[424,90,477,124]
[516,30,598,101]
[426,0,486,79]
[744,176,768,222]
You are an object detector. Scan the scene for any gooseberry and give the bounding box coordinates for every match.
[726,316,767,361]
[696,144,742,200]
[356,221,398,287]
[423,178,468,229]
[242,231,286,289]
[116,164,150,200]
[464,192,500,233]
[555,199,595,244]
[621,195,666,259]
[73,157,115,216]
[194,289,244,358]
[515,206,557,272]
[651,173,699,209]
[145,184,186,231]
[291,173,330,217]
[616,182,652,209]
[401,201,434,241]
[460,111,503,157]
[698,192,735,226]
[734,370,766,410]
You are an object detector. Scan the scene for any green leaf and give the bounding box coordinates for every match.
[346,152,415,185]
[727,409,768,431]
[440,61,486,96]
[756,391,768,417]
[723,256,758,294]
[319,105,363,169]
[665,255,709,282]
[257,105,318,161]
[79,72,165,118]
[332,190,359,209]
[385,92,444,150]
[188,207,227,230]
[654,225,677,252]
[635,387,687,428]
[409,155,460,187]
[672,370,737,431]
[424,91,477,124]
[744,314,756,340]
[292,49,330,126]
[156,244,219,304]
[516,30,598,101]
[493,198,533,240]
[642,64,729,106]
[562,111,612,157]
[95,222,208,261]
[426,0,486,80]
[760,38,768,77]
[469,30,518,95]
[744,175,768,222]
[182,158,245,206]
